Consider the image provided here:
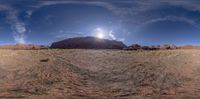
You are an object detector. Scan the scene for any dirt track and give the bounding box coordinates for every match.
[0,49,200,99]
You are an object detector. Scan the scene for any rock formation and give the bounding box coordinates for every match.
[50,36,127,49]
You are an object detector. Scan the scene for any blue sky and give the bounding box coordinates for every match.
[1,0,200,45]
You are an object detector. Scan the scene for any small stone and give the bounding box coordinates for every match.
[40,58,49,62]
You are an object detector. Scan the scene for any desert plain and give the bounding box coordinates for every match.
[0,49,200,99]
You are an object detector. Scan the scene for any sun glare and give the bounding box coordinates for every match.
[97,32,104,39]
[95,27,105,39]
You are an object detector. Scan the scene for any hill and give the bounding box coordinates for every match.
[50,36,127,49]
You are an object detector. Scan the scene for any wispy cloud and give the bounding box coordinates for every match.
[21,1,200,20]
[137,16,199,30]
[0,4,26,44]
[109,31,116,40]
[32,1,200,28]
[55,30,85,40]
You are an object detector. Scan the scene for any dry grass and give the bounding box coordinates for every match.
[0,49,199,98]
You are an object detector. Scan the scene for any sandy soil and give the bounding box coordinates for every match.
[0,49,200,99]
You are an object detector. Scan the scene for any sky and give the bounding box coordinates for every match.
[1,0,200,45]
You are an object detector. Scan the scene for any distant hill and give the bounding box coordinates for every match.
[180,45,200,49]
[125,44,178,50]
[0,44,48,50]
[125,44,200,50]
[50,36,127,49]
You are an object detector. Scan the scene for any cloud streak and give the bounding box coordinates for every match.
[0,4,26,44]
[55,30,85,41]
[32,1,200,30]
[137,16,199,30]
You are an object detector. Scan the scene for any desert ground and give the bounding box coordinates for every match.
[0,49,200,99]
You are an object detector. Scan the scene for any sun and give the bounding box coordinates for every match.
[95,28,105,39]
[96,32,105,39]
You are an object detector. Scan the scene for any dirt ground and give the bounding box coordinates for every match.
[0,49,200,99]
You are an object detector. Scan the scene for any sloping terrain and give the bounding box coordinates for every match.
[0,49,199,98]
